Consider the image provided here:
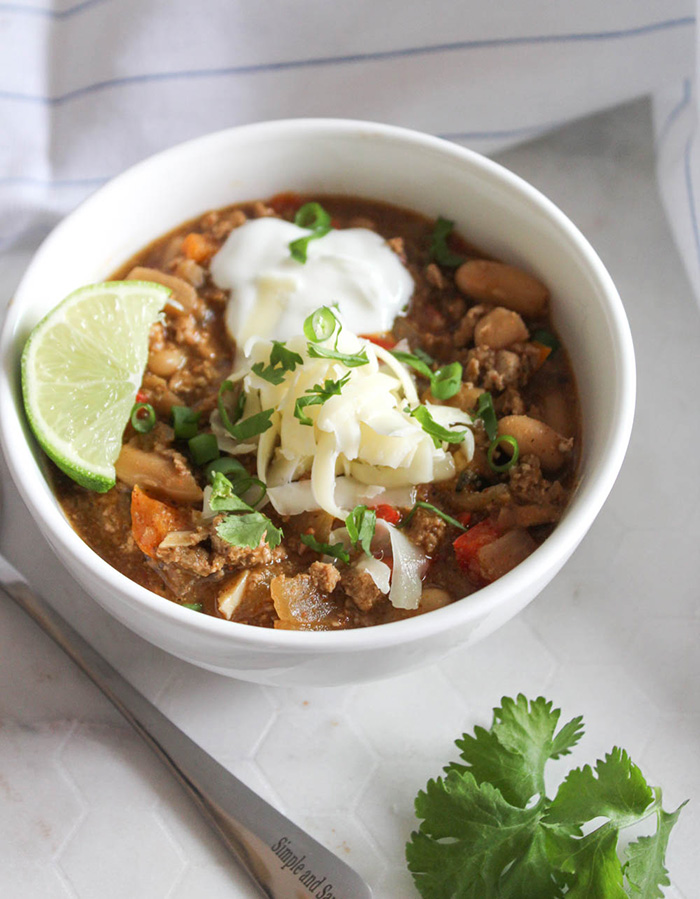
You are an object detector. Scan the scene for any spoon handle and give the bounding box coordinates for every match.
[0,567,372,899]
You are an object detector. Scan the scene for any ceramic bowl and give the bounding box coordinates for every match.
[0,119,635,685]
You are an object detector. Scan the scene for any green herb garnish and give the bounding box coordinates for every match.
[229,409,275,441]
[217,380,246,434]
[130,402,156,434]
[171,405,201,440]
[345,505,376,556]
[180,602,203,612]
[487,434,519,472]
[303,306,337,342]
[216,512,283,550]
[428,216,466,268]
[294,373,351,426]
[391,351,463,401]
[307,344,369,367]
[208,471,255,513]
[289,202,332,263]
[473,391,498,441]
[300,533,350,563]
[398,500,467,532]
[406,405,467,447]
[407,694,685,898]
[188,432,219,466]
[204,456,247,482]
[251,340,303,384]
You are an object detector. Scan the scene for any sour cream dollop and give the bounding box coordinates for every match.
[210,218,414,348]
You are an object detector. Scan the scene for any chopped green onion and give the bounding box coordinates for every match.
[188,433,219,466]
[406,405,467,447]
[130,402,156,434]
[218,380,246,434]
[205,456,247,482]
[430,362,463,400]
[300,533,350,564]
[209,472,254,513]
[429,216,466,268]
[413,347,435,366]
[180,602,203,612]
[229,475,267,508]
[532,329,561,354]
[303,306,337,342]
[171,405,201,440]
[487,434,520,472]
[289,202,332,263]
[307,344,369,367]
[398,500,468,532]
[473,392,498,442]
[345,505,376,556]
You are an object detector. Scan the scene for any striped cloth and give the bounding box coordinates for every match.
[1,0,697,293]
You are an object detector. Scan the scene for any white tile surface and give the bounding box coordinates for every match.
[1,98,697,898]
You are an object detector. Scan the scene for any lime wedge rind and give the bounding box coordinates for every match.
[21,280,170,492]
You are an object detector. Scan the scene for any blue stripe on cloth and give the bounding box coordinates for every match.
[0,0,107,18]
[657,77,693,147]
[684,122,700,272]
[0,15,695,105]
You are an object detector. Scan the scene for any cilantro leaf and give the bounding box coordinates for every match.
[407,771,544,897]
[345,505,376,556]
[428,216,466,268]
[556,827,628,899]
[406,404,467,447]
[406,696,685,899]
[307,343,369,367]
[624,794,687,898]
[473,391,498,441]
[215,511,283,550]
[252,340,303,384]
[547,748,654,829]
[209,471,253,513]
[300,533,349,563]
[294,373,350,426]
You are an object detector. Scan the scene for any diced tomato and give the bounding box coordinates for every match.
[135,389,148,404]
[453,520,501,584]
[375,504,401,525]
[360,333,397,351]
[330,218,342,229]
[455,512,472,527]
[268,191,304,217]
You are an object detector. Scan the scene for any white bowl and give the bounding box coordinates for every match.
[0,119,635,685]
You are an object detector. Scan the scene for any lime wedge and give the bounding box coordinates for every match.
[21,280,170,492]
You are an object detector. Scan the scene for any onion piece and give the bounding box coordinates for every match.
[356,556,391,594]
[376,520,427,610]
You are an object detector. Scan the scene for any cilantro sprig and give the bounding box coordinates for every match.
[406,404,468,447]
[428,216,466,268]
[406,694,685,898]
[294,373,351,426]
[300,533,350,563]
[345,505,376,556]
[391,350,463,401]
[251,340,303,385]
[211,472,282,549]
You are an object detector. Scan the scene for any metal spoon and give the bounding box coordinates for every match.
[0,555,373,899]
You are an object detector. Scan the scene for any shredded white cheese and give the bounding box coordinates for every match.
[214,324,474,521]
